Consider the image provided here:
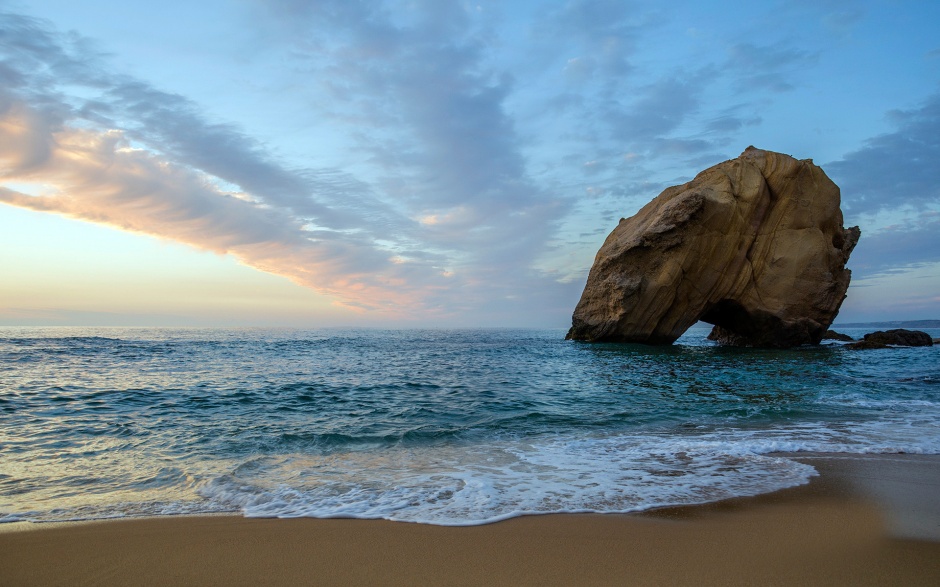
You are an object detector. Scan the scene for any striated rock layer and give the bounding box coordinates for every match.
[567,147,860,348]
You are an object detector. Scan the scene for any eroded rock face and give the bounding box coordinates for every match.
[566,147,860,348]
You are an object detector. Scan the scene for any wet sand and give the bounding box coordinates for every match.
[2,453,939,586]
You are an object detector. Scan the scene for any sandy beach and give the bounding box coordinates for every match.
[2,453,939,586]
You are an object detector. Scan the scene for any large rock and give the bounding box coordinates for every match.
[566,147,860,348]
[846,329,934,350]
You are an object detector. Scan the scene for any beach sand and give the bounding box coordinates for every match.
[2,453,939,586]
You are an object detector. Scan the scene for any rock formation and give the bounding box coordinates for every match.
[846,329,934,350]
[823,330,854,342]
[566,147,860,348]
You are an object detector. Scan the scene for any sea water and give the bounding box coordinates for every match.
[1,327,938,525]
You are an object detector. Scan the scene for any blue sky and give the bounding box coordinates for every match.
[1,0,938,327]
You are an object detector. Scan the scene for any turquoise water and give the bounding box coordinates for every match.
[1,327,938,525]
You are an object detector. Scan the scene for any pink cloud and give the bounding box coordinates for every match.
[0,98,448,315]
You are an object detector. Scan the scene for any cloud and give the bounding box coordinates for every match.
[787,0,865,34]
[0,6,579,323]
[0,97,439,313]
[608,76,701,143]
[821,93,940,289]
[539,0,649,77]
[0,10,445,314]
[0,10,403,233]
[705,114,757,134]
[848,215,940,278]
[726,42,819,92]
[253,0,572,277]
[827,92,940,216]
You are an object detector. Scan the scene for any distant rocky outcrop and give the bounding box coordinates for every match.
[567,147,860,348]
[822,330,854,342]
[846,329,934,350]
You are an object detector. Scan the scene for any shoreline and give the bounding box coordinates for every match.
[644,452,940,540]
[2,453,939,586]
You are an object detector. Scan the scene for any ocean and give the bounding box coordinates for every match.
[1,326,938,526]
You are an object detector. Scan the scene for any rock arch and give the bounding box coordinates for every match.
[566,147,860,348]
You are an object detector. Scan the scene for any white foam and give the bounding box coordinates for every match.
[819,395,940,410]
[195,435,804,525]
[7,415,940,526]
[190,415,940,526]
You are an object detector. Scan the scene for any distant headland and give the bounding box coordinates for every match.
[834,319,940,329]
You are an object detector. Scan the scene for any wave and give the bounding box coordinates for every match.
[5,415,939,525]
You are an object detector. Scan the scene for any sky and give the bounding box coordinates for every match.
[1,0,938,328]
